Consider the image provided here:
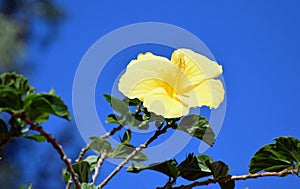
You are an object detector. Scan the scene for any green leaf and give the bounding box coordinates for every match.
[108,144,148,162]
[61,168,70,183]
[18,184,33,189]
[23,103,50,124]
[208,161,235,189]
[81,183,98,189]
[72,161,90,183]
[120,129,131,144]
[126,114,149,130]
[83,155,99,172]
[249,136,300,174]
[24,134,47,142]
[127,160,179,179]
[274,137,300,163]
[103,94,113,103]
[178,114,215,146]
[23,92,71,121]
[103,94,129,115]
[123,97,141,106]
[9,117,22,136]
[129,98,141,106]
[0,87,23,112]
[27,184,33,189]
[105,114,123,125]
[89,136,112,154]
[0,73,34,96]
[83,155,99,165]
[209,161,229,178]
[177,153,213,181]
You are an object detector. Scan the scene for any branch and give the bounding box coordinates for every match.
[100,124,124,140]
[67,124,123,188]
[17,114,81,189]
[177,169,299,189]
[98,122,174,188]
[92,150,108,184]
[75,145,90,163]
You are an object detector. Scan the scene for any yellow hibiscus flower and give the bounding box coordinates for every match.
[118,48,224,118]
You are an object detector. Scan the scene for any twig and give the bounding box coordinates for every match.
[65,178,73,189]
[17,114,81,189]
[177,169,299,189]
[75,145,90,163]
[100,124,124,140]
[98,122,174,188]
[92,150,108,184]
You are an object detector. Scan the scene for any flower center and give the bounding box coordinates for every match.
[172,51,186,71]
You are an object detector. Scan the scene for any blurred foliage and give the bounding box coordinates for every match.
[0,1,65,188]
[0,0,65,73]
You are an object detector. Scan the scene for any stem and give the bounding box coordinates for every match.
[177,169,299,189]
[65,179,73,189]
[98,123,173,188]
[92,150,108,184]
[18,114,81,189]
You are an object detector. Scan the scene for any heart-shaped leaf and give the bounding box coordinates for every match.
[177,153,213,181]
[249,136,300,174]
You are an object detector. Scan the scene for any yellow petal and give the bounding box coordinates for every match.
[118,53,191,100]
[171,48,223,85]
[127,52,170,68]
[183,79,225,108]
[143,88,189,118]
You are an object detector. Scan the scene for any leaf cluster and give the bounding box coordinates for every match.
[0,73,71,147]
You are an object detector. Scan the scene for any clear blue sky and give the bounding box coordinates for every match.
[25,1,300,188]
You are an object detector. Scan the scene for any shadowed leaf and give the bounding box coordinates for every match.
[208,161,235,189]
[0,87,23,112]
[249,136,300,174]
[177,153,213,181]
[178,114,215,146]
[72,161,90,183]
